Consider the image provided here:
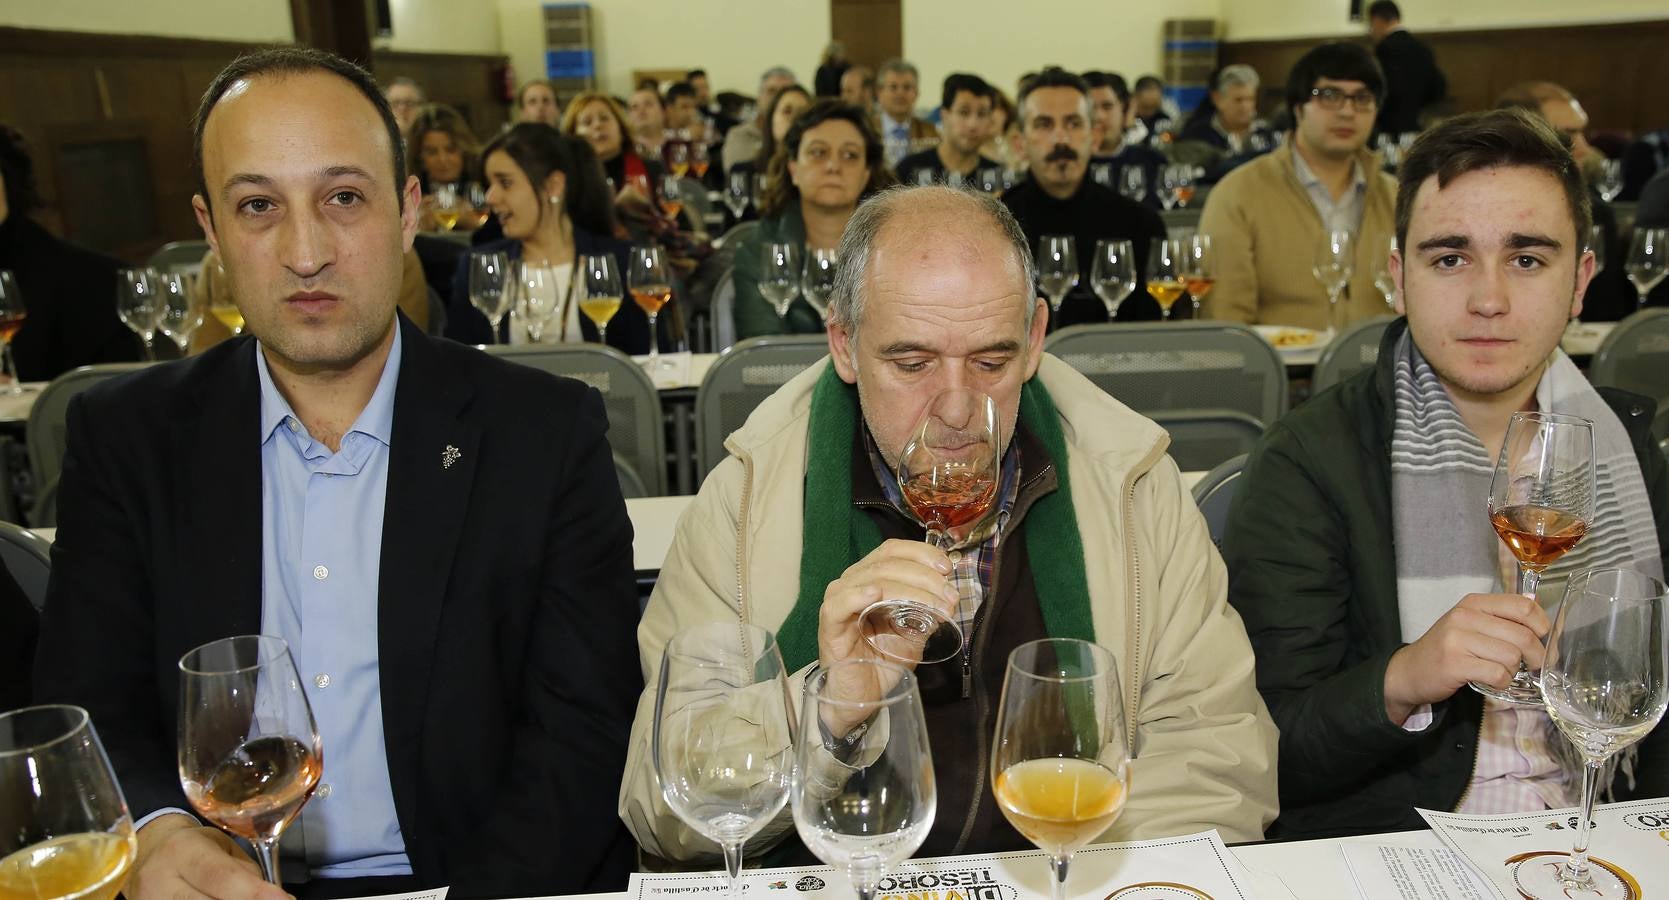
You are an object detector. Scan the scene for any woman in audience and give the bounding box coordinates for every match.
[517,79,561,127]
[563,92,663,197]
[727,84,812,192]
[628,84,669,163]
[980,88,1025,176]
[731,100,892,339]
[446,124,655,353]
[407,104,481,232]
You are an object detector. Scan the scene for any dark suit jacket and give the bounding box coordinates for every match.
[1374,30,1447,135]
[0,215,142,382]
[32,314,642,896]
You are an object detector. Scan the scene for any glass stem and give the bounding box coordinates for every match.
[142,335,155,362]
[1,341,17,392]
[1518,564,1542,600]
[599,323,609,346]
[1641,288,1651,310]
[647,313,660,363]
[721,840,744,898]
[1049,853,1071,900]
[252,837,282,885]
[1564,762,1602,885]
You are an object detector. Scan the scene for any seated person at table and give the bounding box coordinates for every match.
[1085,71,1165,209]
[731,100,892,341]
[407,104,477,197]
[516,78,561,127]
[1175,65,1279,182]
[32,47,642,898]
[0,125,140,380]
[446,125,651,352]
[875,59,938,169]
[723,66,797,173]
[1199,43,1396,330]
[382,76,424,140]
[724,83,812,195]
[895,73,998,189]
[1001,67,1166,324]
[1223,109,1669,840]
[628,83,668,163]
[620,185,1278,862]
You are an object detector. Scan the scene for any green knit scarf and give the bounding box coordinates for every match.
[777,366,1095,671]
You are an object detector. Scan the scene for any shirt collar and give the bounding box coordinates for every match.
[1292,146,1366,195]
[880,111,908,132]
[256,324,403,447]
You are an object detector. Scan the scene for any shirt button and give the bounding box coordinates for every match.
[314,673,331,689]
[313,565,328,580]
[287,419,299,433]
[315,783,332,799]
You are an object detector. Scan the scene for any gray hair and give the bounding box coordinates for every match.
[828,186,1037,354]
[1215,64,1259,92]
[877,58,919,82]
[760,66,795,87]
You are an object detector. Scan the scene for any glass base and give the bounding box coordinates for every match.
[1470,668,1544,705]
[858,599,964,665]
[1510,852,1638,899]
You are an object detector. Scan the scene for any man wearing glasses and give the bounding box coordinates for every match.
[1222,108,1669,839]
[1198,42,1398,330]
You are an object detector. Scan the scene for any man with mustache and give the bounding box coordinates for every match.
[1002,67,1167,324]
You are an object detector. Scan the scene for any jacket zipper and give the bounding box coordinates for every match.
[1121,477,1143,753]
[734,451,754,620]
[954,548,1000,855]
[1450,713,1485,812]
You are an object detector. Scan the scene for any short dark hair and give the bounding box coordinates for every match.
[1082,71,1131,106]
[0,125,44,217]
[481,123,617,238]
[760,100,895,217]
[686,69,707,82]
[666,82,697,104]
[1367,1,1402,21]
[1133,75,1164,93]
[1284,42,1386,119]
[941,73,993,112]
[194,47,405,218]
[1018,66,1089,112]
[1394,108,1590,255]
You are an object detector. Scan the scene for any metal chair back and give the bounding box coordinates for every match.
[0,521,52,612]
[1312,315,1395,392]
[695,335,828,477]
[1590,309,1669,417]
[1149,410,1265,473]
[28,363,152,526]
[487,344,668,496]
[711,269,738,353]
[1190,453,1249,550]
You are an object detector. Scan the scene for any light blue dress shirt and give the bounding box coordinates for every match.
[256,328,413,879]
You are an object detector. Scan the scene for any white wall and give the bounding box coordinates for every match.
[1223,0,1667,41]
[0,0,293,43]
[381,0,503,54]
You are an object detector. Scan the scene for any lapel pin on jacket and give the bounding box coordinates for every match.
[442,445,461,469]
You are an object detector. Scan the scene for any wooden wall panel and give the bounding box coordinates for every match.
[1220,19,1669,137]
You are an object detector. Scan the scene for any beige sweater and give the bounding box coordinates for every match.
[1199,142,1397,331]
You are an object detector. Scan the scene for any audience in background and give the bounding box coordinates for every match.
[517,79,561,127]
[839,65,876,111]
[406,104,479,196]
[1641,168,1669,229]
[1085,71,1164,208]
[1002,68,1166,325]
[1200,43,1396,330]
[876,59,937,167]
[563,92,665,205]
[1130,74,1173,140]
[1177,65,1279,184]
[730,100,891,340]
[895,74,996,187]
[1620,128,1669,202]
[627,84,668,161]
[0,125,139,381]
[726,84,812,190]
[1367,0,1447,137]
[722,66,796,172]
[663,82,705,142]
[980,87,1024,174]
[685,68,734,137]
[1225,108,1669,840]
[383,76,425,139]
[814,41,849,98]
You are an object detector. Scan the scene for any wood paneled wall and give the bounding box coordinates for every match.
[0,26,508,264]
[1220,18,1669,137]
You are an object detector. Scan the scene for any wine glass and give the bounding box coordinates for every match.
[660,175,686,221]
[468,251,512,344]
[1158,165,1182,211]
[1473,411,1596,705]
[760,242,801,323]
[653,622,794,898]
[1145,237,1186,321]
[858,387,999,666]
[516,261,559,343]
[1594,159,1624,204]
[629,245,673,371]
[0,271,27,394]
[1089,162,1112,188]
[667,141,691,178]
[1037,235,1077,315]
[792,659,935,900]
[465,183,491,229]
[1373,236,1398,309]
[1119,166,1147,203]
[724,169,751,220]
[1312,230,1355,338]
[1624,227,1667,310]
[579,253,623,346]
[1520,568,1669,900]
[1172,166,1197,208]
[992,639,1128,900]
[750,173,767,212]
[0,705,137,900]
[177,635,322,886]
[977,167,1003,195]
[116,268,163,361]
[1183,233,1215,317]
[431,183,461,231]
[690,141,711,180]
[802,248,838,319]
[157,271,203,355]
[1090,239,1135,320]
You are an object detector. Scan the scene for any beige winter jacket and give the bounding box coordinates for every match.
[618,355,1279,862]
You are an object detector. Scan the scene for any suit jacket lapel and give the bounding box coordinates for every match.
[377,316,478,860]
[181,338,264,646]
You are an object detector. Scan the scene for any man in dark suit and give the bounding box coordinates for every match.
[1368,0,1446,136]
[32,47,641,900]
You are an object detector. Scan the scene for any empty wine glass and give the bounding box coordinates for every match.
[516,261,560,343]
[1594,159,1624,204]
[1145,237,1186,320]
[1312,230,1355,338]
[859,387,999,666]
[1520,568,1669,900]
[0,705,137,900]
[654,622,795,898]
[1037,235,1078,315]
[116,268,163,361]
[1159,165,1185,211]
[1119,166,1147,203]
[976,167,1003,195]
[1474,411,1596,705]
[1090,239,1136,320]
[1625,227,1667,310]
[750,173,767,212]
[760,242,802,322]
[802,248,838,319]
[724,169,751,220]
[0,271,26,394]
[468,251,512,344]
[1373,236,1398,309]
[178,635,322,886]
[792,660,935,900]
[992,639,1128,900]
[579,253,623,346]
[629,245,674,370]
[1089,162,1112,187]
[1183,233,1215,316]
[157,271,203,354]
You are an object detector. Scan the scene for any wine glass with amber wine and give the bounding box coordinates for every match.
[0,271,27,394]
[1473,411,1596,705]
[178,635,322,887]
[1145,237,1186,320]
[629,246,674,372]
[1183,233,1215,317]
[858,387,999,666]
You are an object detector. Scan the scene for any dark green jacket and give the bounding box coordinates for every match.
[730,204,826,340]
[1224,317,1669,840]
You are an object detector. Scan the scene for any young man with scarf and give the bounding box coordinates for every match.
[1223,108,1669,841]
[619,185,1278,863]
